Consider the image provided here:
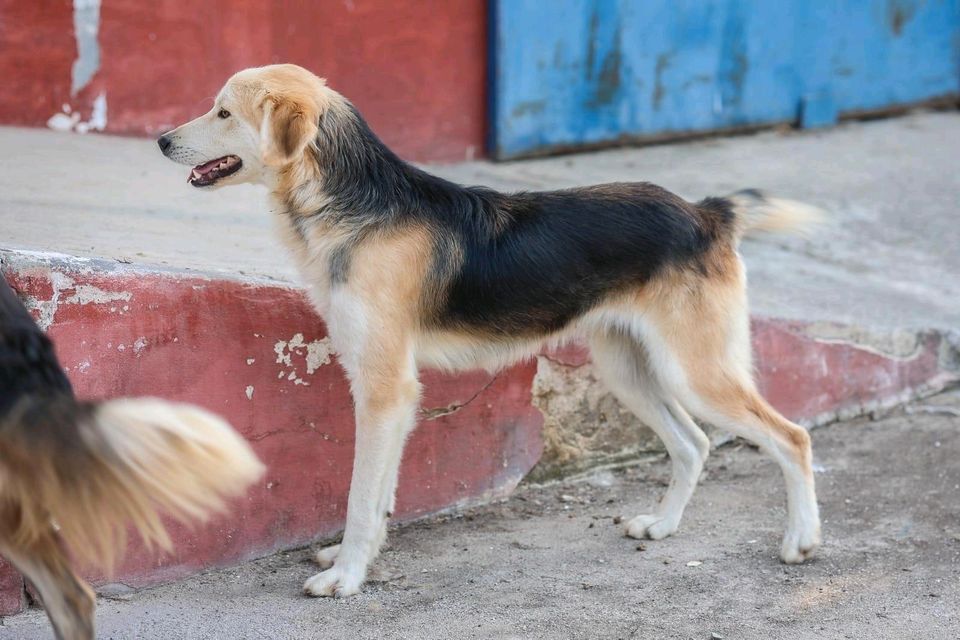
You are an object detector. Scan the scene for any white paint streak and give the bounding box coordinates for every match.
[71,0,101,95]
[132,337,148,354]
[246,358,256,365]
[245,386,254,400]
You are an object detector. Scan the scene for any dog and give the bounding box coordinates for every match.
[158,63,822,598]
[0,274,264,639]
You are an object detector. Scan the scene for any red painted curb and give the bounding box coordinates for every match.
[1,255,542,592]
[0,558,22,616]
[0,252,953,609]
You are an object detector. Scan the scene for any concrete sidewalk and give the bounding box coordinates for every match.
[2,390,958,640]
[2,110,959,329]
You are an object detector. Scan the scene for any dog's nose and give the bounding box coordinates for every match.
[157,135,172,153]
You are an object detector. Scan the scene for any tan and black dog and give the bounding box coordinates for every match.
[159,63,822,598]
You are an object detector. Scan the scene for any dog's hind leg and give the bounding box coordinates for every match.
[589,327,710,540]
[681,376,821,563]
[636,252,820,562]
[0,525,95,640]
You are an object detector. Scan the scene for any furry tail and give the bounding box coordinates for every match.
[725,189,824,239]
[0,396,264,572]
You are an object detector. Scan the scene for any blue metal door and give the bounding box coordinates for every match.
[490,0,960,158]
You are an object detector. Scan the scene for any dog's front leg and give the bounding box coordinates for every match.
[304,331,419,598]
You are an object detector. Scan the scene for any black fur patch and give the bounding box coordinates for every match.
[305,105,736,335]
[0,277,74,417]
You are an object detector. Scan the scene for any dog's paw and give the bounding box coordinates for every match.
[314,544,341,570]
[303,565,364,598]
[780,524,821,564]
[624,514,679,540]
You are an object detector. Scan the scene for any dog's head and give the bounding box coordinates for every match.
[157,64,329,189]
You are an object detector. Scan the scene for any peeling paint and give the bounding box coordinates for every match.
[132,337,148,354]
[63,282,131,306]
[802,322,925,360]
[71,0,102,95]
[245,386,254,400]
[273,333,333,385]
[23,271,72,331]
[47,92,108,134]
[246,358,256,365]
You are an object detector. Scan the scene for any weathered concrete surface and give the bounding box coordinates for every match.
[3,390,958,640]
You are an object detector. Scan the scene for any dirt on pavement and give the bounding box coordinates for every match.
[2,390,958,640]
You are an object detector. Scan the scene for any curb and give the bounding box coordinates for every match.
[0,249,955,612]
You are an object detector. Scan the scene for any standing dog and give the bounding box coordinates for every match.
[159,64,822,598]
[0,275,264,639]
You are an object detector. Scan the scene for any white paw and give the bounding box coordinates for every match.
[314,544,341,570]
[780,523,821,564]
[303,565,365,598]
[625,514,679,540]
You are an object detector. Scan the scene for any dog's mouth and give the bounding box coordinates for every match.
[188,155,242,187]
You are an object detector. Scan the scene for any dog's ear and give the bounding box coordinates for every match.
[260,94,319,166]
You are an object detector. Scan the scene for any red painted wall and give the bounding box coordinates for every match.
[0,0,487,162]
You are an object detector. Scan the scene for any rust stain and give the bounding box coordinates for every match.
[652,52,673,110]
[585,10,599,80]
[888,0,917,36]
[592,28,623,107]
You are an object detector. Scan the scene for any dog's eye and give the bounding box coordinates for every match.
[218,109,231,119]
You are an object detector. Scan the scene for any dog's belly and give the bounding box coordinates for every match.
[414,329,551,373]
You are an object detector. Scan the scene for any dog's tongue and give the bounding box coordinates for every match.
[194,157,223,174]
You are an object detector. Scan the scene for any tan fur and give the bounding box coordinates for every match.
[0,398,264,573]
[729,192,825,236]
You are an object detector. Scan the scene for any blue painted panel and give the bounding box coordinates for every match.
[491,0,960,158]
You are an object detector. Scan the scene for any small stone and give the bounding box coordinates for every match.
[711,633,724,639]
[588,522,595,529]
[663,558,672,564]
[635,543,646,552]
[686,560,703,567]
[612,516,623,525]
[559,494,577,503]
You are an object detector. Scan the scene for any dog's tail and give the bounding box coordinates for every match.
[0,395,264,573]
[722,188,824,240]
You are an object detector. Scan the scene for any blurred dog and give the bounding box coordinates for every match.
[159,64,822,598]
[0,275,264,639]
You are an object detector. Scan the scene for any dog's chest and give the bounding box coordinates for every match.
[271,211,347,318]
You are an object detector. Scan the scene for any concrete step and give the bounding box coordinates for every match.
[1,111,957,613]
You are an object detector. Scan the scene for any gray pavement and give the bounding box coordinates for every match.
[2,389,958,640]
[2,111,959,330]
